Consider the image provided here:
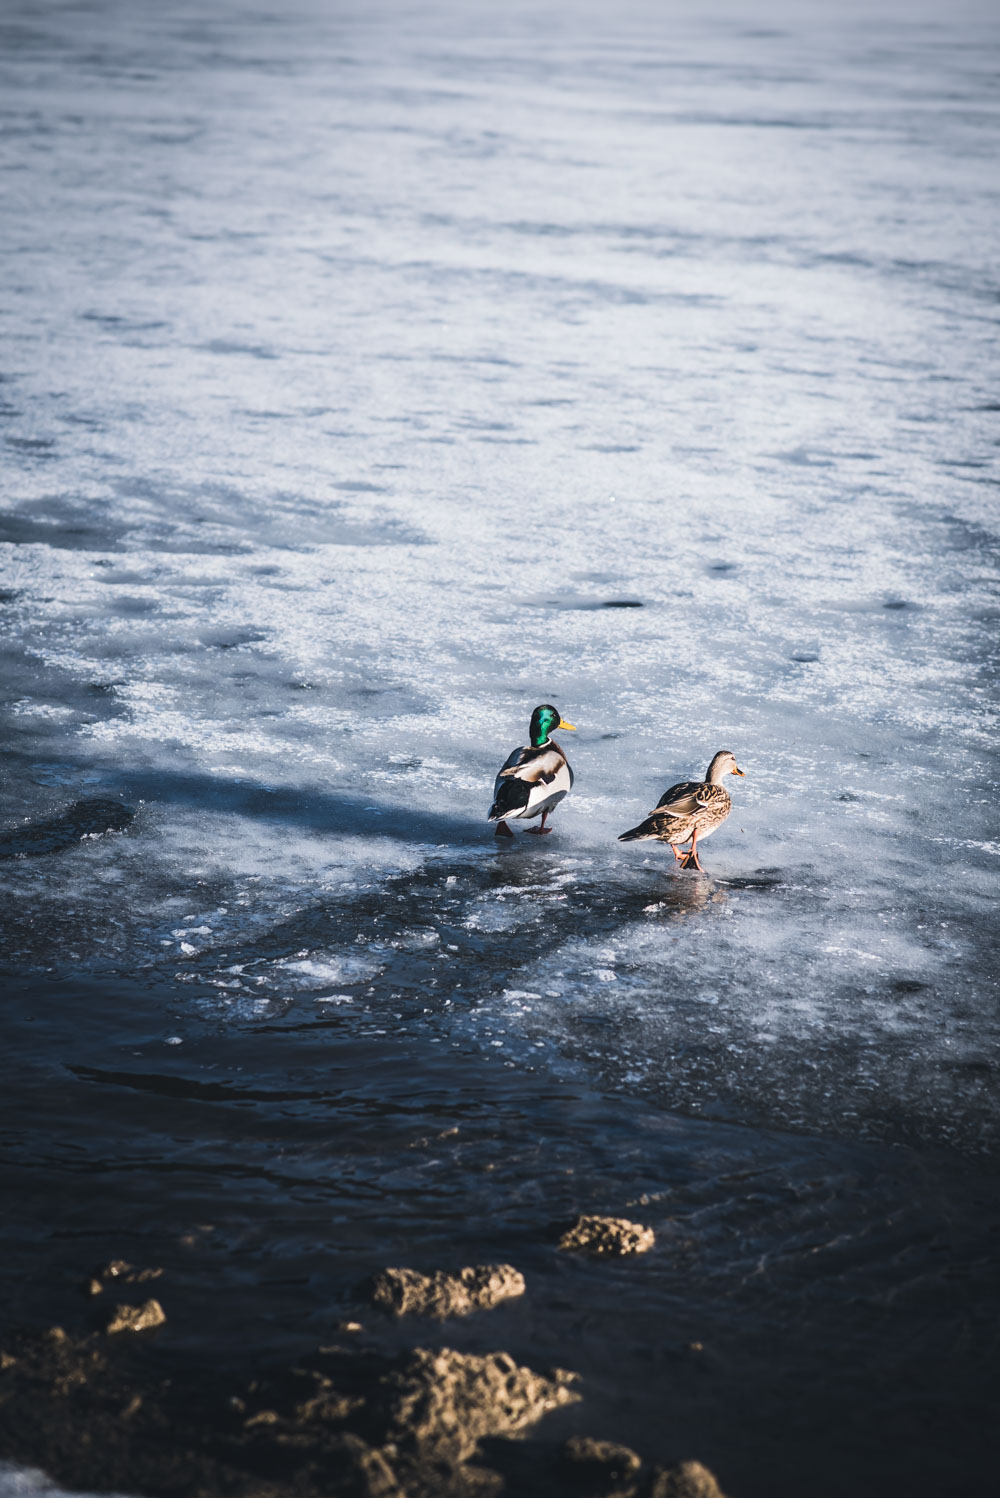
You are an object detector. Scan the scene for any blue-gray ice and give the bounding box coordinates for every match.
[1,0,998,1154]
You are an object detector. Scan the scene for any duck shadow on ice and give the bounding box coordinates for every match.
[1,760,480,855]
[5,761,781,877]
[117,765,487,849]
[113,766,777,886]
[169,852,763,1025]
[2,765,784,1007]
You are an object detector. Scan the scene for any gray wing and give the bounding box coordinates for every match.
[653,779,707,816]
[489,743,566,820]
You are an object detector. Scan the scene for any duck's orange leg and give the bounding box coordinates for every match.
[680,829,704,871]
[525,810,552,835]
[494,819,514,838]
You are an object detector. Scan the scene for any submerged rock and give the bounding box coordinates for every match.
[0,799,134,859]
[558,1216,655,1257]
[561,1435,643,1496]
[334,1433,403,1498]
[369,1264,525,1319]
[87,1260,163,1296]
[99,1259,163,1284]
[648,1461,729,1498]
[105,1300,166,1334]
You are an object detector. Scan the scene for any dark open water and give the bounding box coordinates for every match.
[1,1,999,1493]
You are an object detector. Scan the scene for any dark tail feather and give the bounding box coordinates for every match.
[489,779,531,822]
[618,816,660,842]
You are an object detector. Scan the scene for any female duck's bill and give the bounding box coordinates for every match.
[489,704,576,838]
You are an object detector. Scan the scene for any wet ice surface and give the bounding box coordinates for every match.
[0,1468,132,1498]
[6,826,997,1153]
[1,0,999,1492]
[0,1467,125,1498]
[2,0,997,1153]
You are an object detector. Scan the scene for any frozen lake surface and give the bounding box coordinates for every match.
[1,1,998,1493]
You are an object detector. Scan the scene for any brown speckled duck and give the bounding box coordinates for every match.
[618,750,745,871]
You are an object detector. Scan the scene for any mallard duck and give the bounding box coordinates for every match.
[618,750,744,870]
[488,704,576,837]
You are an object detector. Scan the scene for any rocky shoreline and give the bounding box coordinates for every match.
[6,969,996,1498]
[0,1232,728,1498]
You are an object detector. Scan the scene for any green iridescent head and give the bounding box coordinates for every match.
[529,704,576,748]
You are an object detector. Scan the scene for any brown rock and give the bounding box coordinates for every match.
[558,1215,655,1257]
[293,1369,365,1424]
[563,1435,643,1496]
[381,1347,580,1465]
[0,1326,590,1498]
[102,1259,134,1279]
[648,1460,728,1498]
[105,1299,166,1334]
[97,1260,163,1284]
[244,1408,280,1428]
[369,1264,525,1319]
[336,1433,403,1498]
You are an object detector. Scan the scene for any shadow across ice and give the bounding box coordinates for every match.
[113,764,486,848]
[0,798,135,860]
[1,749,484,851]
[168,844,723,1018]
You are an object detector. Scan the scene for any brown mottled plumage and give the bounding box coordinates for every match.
[618,750,745,871]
